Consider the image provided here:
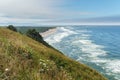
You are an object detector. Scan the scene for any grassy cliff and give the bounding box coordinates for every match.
[0,28,107,80]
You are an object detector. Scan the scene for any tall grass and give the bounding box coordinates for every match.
[0,28,107,80]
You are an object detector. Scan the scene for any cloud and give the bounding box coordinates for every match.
[0,0,59,19]
[1,0,118,25]
[0,0,93,19]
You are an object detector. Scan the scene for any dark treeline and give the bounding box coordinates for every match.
[26,28,52,48]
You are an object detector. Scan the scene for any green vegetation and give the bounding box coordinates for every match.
[0,27,107,80]
[26,29,50,48]
[17,27,55,34]
[7,25,17,32]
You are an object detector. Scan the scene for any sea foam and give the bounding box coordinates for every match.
[44,26,120,80]
[45,27,77,43]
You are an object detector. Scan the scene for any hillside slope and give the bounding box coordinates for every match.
[0,28,107,80]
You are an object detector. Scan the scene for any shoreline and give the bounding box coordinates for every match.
[39,28,57,38]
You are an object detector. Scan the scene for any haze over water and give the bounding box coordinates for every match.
[44,26,120,80]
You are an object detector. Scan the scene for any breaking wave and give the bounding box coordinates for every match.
[44,26,120,80]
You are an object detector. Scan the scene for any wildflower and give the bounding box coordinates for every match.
[46,60,49,62]
[39,62,42,64]
[39,59,42,61]
[39,69,44,73]
[5,68,9,72]
[43,63,46,67]
[60,66,63,69]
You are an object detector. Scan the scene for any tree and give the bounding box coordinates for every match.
[26,29,44,42]
[26,29,42,40]
[7,25,17,32]
[26,29,52,48]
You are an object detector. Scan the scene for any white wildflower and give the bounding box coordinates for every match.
[43,63,46,67]
[46,60,49,62]
[5,68,9,72]
[39,69,44,73]
[39,62,42,64]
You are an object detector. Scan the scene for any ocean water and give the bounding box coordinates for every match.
[44,26,120,80]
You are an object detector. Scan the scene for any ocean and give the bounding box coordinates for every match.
[44,26,120,80]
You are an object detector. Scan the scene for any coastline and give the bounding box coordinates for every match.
[38,27,108,80]
[39,27,57,38]
[0,28,107,80]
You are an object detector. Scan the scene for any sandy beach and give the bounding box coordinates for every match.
[39,28,57,38]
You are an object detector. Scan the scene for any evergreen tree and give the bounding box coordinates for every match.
[7,25,17,32]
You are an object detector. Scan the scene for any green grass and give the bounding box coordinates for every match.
[0,27,108,80]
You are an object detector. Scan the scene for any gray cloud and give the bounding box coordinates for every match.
[0,0,62,19]
[0,0,118,25]
[0,0,93,19]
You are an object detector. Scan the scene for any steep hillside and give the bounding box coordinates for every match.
[0,28,107,80]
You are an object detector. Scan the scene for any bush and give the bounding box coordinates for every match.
[7,25,17,32]
[26,29,51,47]
[26,29,43,42]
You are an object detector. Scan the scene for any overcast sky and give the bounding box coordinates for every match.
[0,0,120,25]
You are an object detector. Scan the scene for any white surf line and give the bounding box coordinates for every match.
[44,27,120,80]
[40,28,57,38]
[44,27,77,43]
[73,30,120,80]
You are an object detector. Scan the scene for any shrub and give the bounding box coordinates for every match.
[7,25,17,32]
[26,29,51,48]
[26,29,43,42]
